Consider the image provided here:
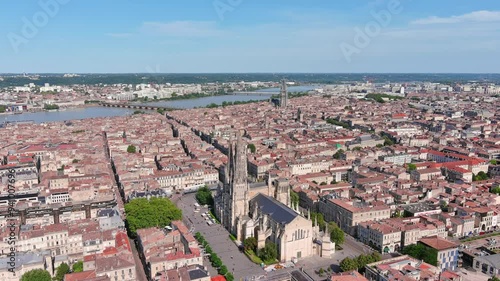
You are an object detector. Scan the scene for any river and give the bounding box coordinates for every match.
[0,86,319,124]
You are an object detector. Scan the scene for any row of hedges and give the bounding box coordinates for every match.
[195,232,234,281]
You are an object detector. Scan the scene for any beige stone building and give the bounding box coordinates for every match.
[318,198,391,236]
[358,221,402,253]
[136,221,202,279]
[358,216,447,253]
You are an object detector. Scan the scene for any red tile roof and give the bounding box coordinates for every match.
[211,276,227,281]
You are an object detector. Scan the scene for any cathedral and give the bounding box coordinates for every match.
[214,132,334,262]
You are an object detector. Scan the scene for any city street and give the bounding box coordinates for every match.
[177,193,264,280]
[130,238,148,281]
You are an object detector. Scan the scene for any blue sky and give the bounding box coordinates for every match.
[1,0,500,73]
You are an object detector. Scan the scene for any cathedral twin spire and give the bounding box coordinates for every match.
[225,130,248,188]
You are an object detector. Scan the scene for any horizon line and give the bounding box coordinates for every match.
[2,72,500,75]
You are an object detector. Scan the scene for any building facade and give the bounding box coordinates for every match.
[418,236,458,272]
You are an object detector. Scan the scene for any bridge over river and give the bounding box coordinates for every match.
[229,91,279,95]
[99,102,176,111]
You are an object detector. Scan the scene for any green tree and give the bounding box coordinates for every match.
[0,105,6,113]
[333,149,345,159]
[127,145,136,153]
[72,261,83,272]
[478,171,489,180]
[290,190,299,209]
[244,237,258,252]
[487,276,500,281]
[490,159,498,165]
[340,257,358,272]
[211,254,223,268]
[311,212,326,230]
[329,224,345,245]
[248,143,256,153]
[53,262,70,281]
[195,232,203,240]
[370,252,382,262]
[402,244,438,266]
[259,242,278,263]
[326,118,351,129]
[44,103,60,110]
[205,245,212,254]
[226,273,235,281]
[219,265,228,275]
[21,269,52,281]
[383,136,394,146]
[491,187,500,195]
[124,197,182,237]
[407,163,417,171]
[195,186,214,206]
[318,268,325,276]
[355,255,371,271]
[392,210,404,218]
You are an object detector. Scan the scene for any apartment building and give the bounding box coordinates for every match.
[365,255,439,281]
[83,232,137,281]
[358,221,401,253]
[318,199,391,236]
[289,157,333,176]
[418,236,458,272]
[136,221,202,279]
[448,216,475,238]
[472,207,496,232]
[0,250,52,281]
[154,265,211,281]
[248,158,275,180]
[153,167,218,193]
[410,168,442,181]
[358,216,446,253]
[345,135,384,150]
[379,154,413,165]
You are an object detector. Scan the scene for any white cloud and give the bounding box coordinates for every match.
[411,10,500,25]
[141,21,224,37]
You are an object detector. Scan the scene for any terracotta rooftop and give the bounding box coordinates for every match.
[419,236,458,251]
